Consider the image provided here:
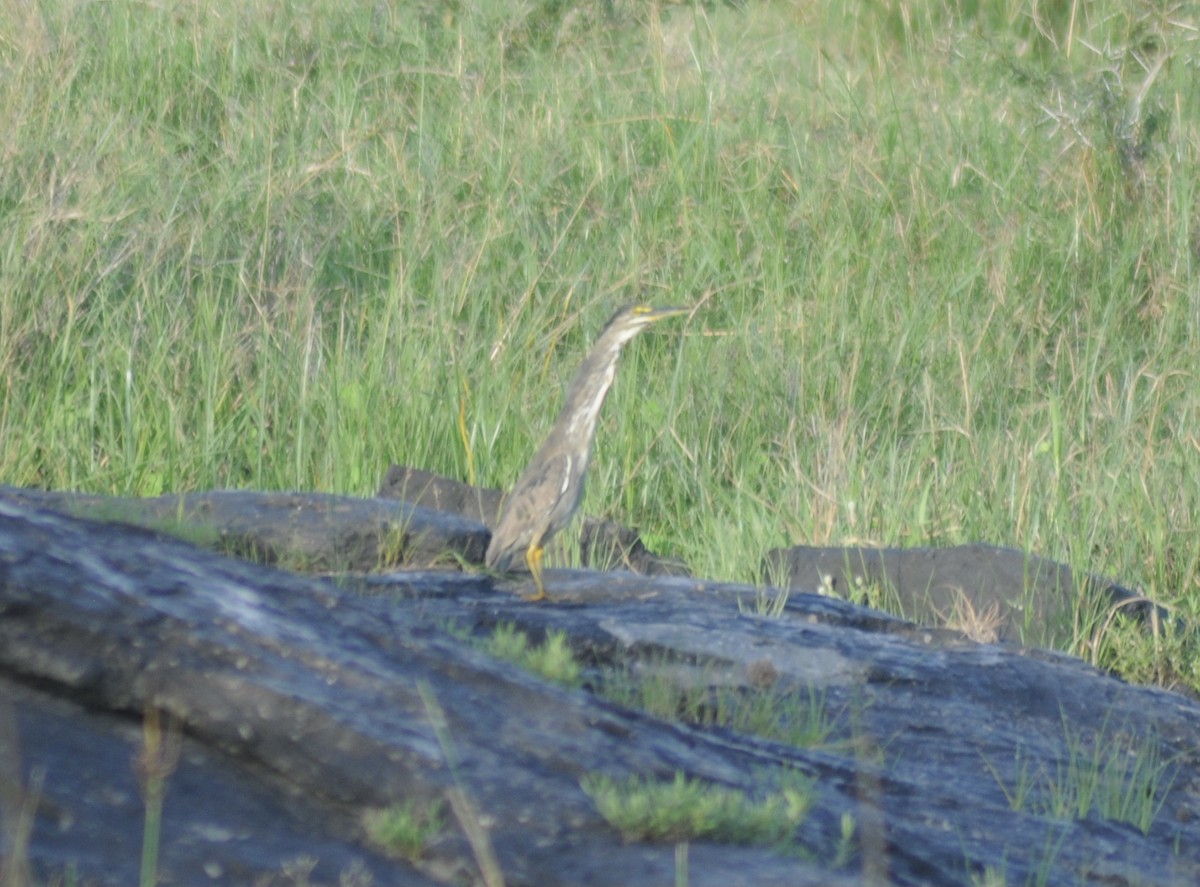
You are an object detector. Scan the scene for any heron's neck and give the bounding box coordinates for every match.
[550,328,638,455]
[555,360,617,450]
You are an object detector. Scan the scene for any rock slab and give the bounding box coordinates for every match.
[1,490,1199,886]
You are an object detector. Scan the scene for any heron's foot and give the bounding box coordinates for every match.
[523,544,549,602]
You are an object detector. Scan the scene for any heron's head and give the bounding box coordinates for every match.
[602,303,689,346]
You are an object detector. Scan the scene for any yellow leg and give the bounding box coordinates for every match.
[523,544,549,602]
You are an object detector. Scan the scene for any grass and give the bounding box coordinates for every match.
[973,827,1071,887]
[599,655,836,749]
[481,623,583,687]
[2,1,1199,680]
[985,717,1178,836]
[416,681,506,887]
[581,770,812,847]
[1086,599,1200,691]
[131,708,181,887]
[363,798,446,861]
[471,621,837,750]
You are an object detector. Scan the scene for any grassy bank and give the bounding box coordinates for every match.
[1,0,1198,675]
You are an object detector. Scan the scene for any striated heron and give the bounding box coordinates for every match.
[486,304,688,600]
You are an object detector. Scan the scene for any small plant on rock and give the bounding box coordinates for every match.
[363,798,446,861]
[582,770,811,848]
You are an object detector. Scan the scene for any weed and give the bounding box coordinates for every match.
[738,584,790,618]
[599,658,834,749]
[482,624,582,688]
[581,770,811,847]
[1045,722,1176,834]
[417,683,506,887]
[132,707,181,887]
[987,719,1177,835]
[363,799,446,861]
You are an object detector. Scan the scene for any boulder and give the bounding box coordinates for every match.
[764,543,1169,647]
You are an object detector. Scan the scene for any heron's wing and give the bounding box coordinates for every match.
[486,451,576,570]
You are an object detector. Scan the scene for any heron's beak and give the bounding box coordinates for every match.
[644,306,689,321]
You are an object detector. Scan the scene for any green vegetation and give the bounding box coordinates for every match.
[599,656,835,749]
[1087,603,1200,691]
[133,708,181,887]
[1044,727,1175,834]
[973,827,1070,887]
[986,720,1177,835]
[416,681,507,887]
[472,621,836,750]
[739,583,790,618]
[364,798,446,861]
[55,499,228,552]
[482,623,583,687]
[2,1,1198,678]
[582,770,811,846]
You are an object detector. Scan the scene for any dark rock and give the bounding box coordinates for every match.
[764,543,1171,647]
[380,465,690,577]
[0,485,487,572]
[379,466,500,526]
[1,491,1199,886]
[0,682,436,887]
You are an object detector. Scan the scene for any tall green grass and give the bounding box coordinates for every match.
[2,1,1198,662]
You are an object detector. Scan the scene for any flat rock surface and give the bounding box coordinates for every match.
[1,488,1199,886]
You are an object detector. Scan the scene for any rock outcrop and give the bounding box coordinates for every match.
[1,483,1197,886]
